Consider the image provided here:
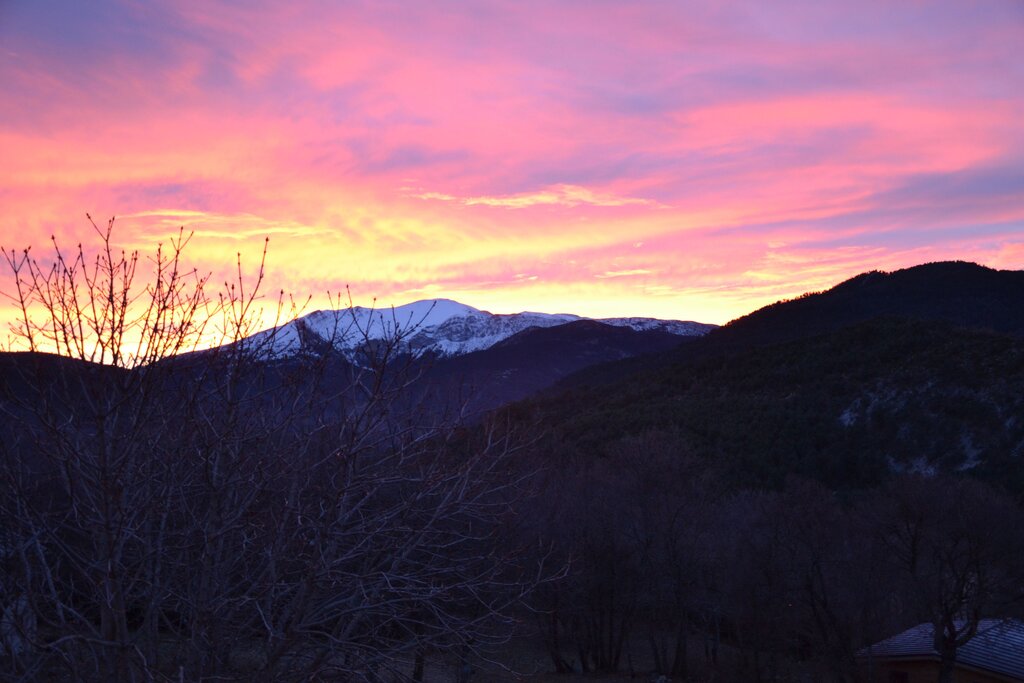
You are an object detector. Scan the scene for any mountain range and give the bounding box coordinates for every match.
[246,298,714,359]
[3,260,1023,491]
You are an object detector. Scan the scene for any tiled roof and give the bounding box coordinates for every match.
[861,619,1024,681]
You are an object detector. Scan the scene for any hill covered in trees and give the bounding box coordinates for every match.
[556,260,1024,389]
[497,262,1024,683]
[518,318,1024,491]
[521,261,1024,491]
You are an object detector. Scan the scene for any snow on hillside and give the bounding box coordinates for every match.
[601,317,717,336]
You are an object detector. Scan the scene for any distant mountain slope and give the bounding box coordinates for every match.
[245,298,714,359]
[0,319,696,440]
[415,320,686,416]
[519,318,1024,492]
[0,352,127,443]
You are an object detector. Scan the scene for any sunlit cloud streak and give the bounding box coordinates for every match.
[411,184,664,209]
[0,0,1021,327]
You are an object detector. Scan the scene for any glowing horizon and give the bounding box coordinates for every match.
[2,1,1022,327]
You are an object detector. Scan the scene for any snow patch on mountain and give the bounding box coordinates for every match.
[600,317,718,337]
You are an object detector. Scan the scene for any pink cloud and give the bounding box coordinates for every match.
[0,0,1021,329]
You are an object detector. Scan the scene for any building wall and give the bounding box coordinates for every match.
[860,659,1019,683]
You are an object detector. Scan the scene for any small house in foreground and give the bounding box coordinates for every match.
[858,619,1024,683]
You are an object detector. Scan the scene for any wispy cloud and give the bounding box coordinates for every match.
[596,269,653,279]
[119,210,333,241]
[412,184,664,209]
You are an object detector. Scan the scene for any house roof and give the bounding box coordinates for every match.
[861,619,1024,681]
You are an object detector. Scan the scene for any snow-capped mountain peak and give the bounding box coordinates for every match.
[361,298,483,327]
[246,298,715,359]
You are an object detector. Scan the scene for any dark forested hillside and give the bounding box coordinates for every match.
[556,261,1024,390]
[508,314,1024,683]
[704,260,1024,351]
[503,272,1024,681]
[516,318,1024,492]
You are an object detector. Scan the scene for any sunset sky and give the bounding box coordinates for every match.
[2,0,1023,325]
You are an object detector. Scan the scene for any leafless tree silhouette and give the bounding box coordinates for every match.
[0,217,549,682]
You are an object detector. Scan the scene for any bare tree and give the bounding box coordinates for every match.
[616,433,721,680]
[0,218,547,682]
[527,452,640,676]
[875,475,1024,683]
